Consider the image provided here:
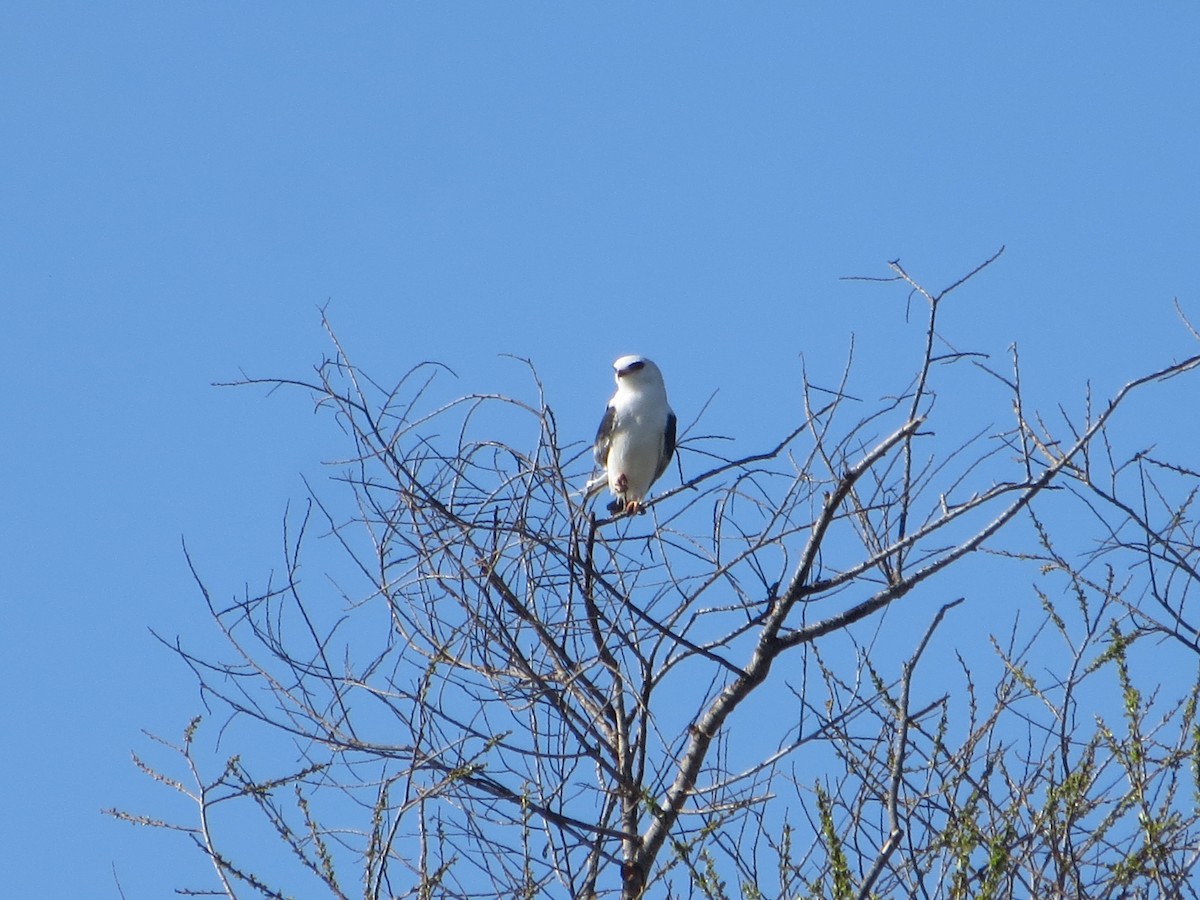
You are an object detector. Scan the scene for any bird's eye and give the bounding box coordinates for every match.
[627,360,645,372]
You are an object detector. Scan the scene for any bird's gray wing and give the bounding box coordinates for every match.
[655,411,677,481]
[593,405,617,467]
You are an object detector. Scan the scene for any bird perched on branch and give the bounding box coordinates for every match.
[585,355,677,515]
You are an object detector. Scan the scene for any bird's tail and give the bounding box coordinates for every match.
[582,473,608,499]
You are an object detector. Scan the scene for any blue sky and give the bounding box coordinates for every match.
[3,5,1199,897]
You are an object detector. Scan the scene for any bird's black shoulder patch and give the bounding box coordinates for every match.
[593,405,616,467]
[656,411,678,480]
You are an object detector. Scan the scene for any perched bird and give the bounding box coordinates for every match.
[586,355,677,515]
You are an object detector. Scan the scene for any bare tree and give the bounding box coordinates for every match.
[110,252,1200,898]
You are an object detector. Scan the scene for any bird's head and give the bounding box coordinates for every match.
[613,355,665,391]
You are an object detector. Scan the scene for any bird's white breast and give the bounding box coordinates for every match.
[607,398,667,501]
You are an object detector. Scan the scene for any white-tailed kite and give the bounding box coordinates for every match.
[586,355,677,515]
